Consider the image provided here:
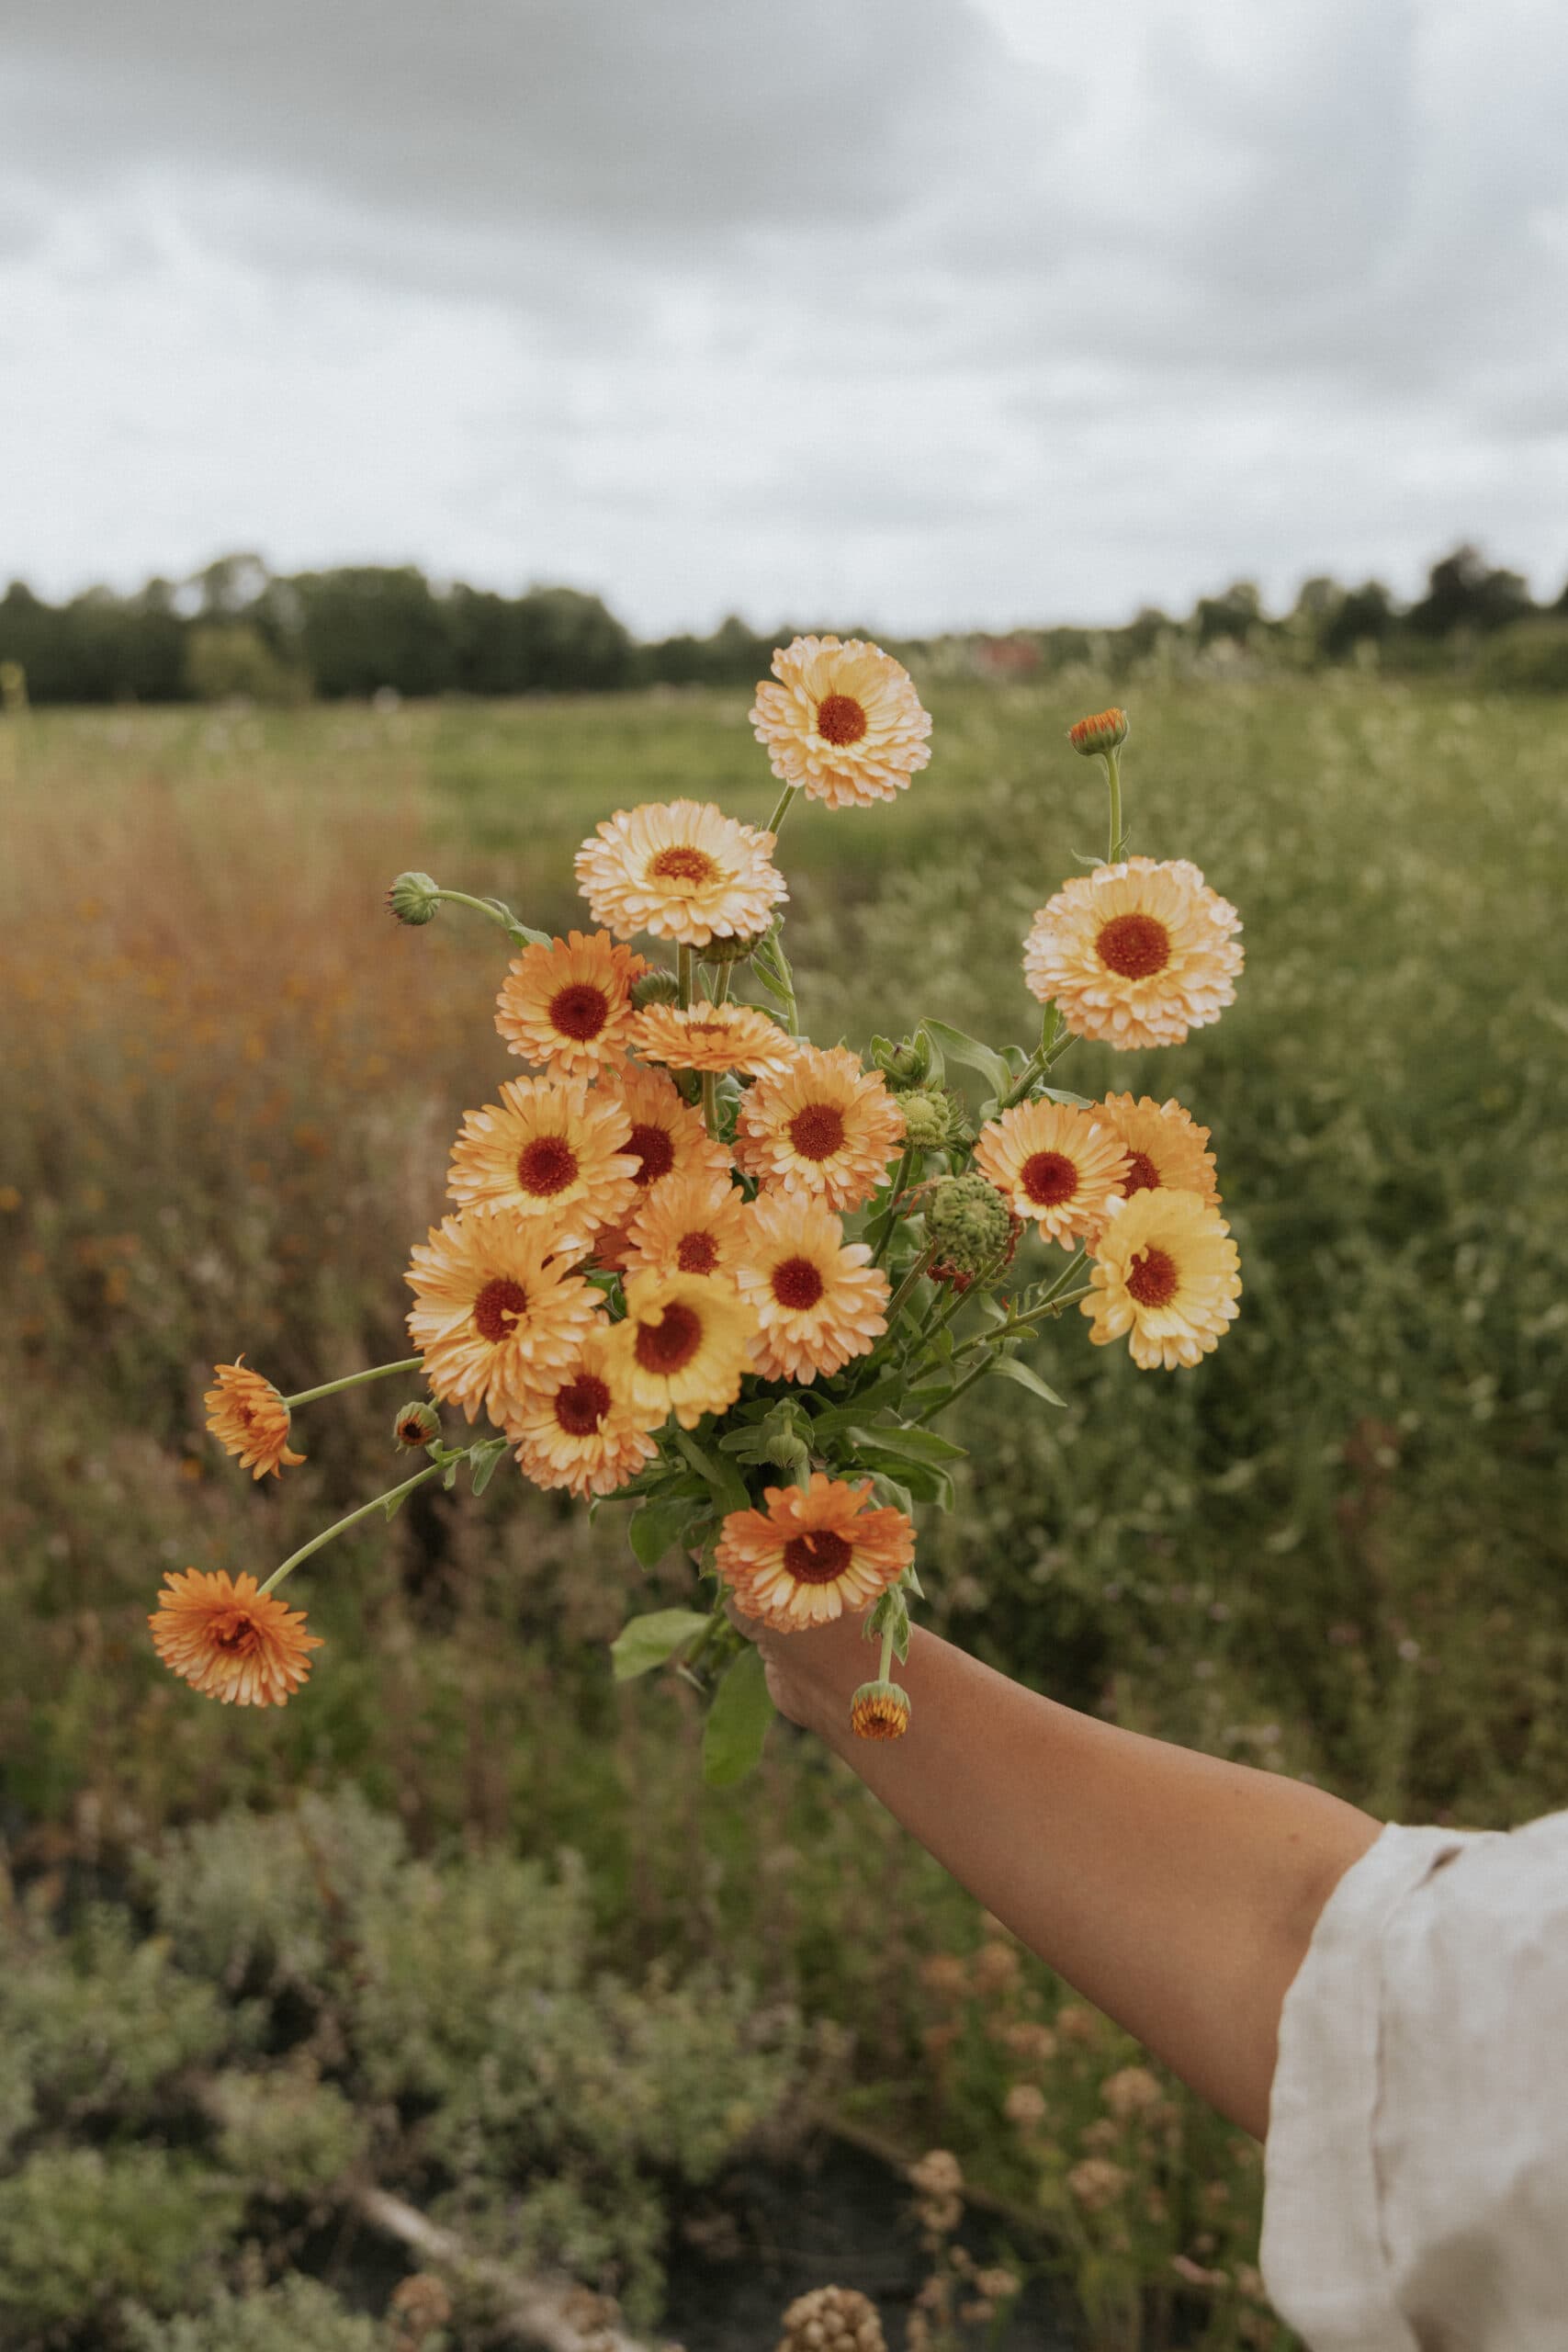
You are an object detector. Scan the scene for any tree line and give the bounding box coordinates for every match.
[2,544,1566,706]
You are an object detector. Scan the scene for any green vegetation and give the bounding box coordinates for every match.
[2,674,1564,2348]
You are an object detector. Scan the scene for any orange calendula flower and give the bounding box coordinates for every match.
[1023,857,1243,1051]
[716,1473,914,1631]
[850,1679,912,1741]
[1067,707,1129,756]
[493,929,649,1080]
[574,799,787,947]
[622,1170,751,1282]
[750,636,932,811]
[734,1190,889,1385]
[446,1075,638,1256]
[510,1324,663,1498]
[627,1001,795,1077]
[608,1268,757,1430]
[1082,1190,1242,1370]
[405,1209,602,1426]
[733,1044,906,1215]
[594,1061,732,1204]
[149,1568,321,1707]
[204,1357,305,1479]
[973,1099,1131,1248]
[1089,1094,1221,1236]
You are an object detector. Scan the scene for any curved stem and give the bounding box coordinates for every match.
[283,1357,423,1410]
[257,1464,444,1598]
[885,1239,941,1328]
[877,1624,896,1683]
[763,782,799,842]
[434,888,513,933]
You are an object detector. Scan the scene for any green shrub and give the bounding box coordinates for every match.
[208,2064,369,2199]
[124,2274,385,2352]
[1473,616,1568,692]
[0,1904,230,2125]
[0,2147,243,2335]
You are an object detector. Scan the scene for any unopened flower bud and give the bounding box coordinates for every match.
[898,1089,953,1151]
[387,871,441,925]
[867,1033,931,1091]
[851,1679,911,1741]
[925,1173,1012,1273]
[392,1399,441,1450]
[1066,707,1129,757]
[629,967,680,1010]
[697,930,764,967]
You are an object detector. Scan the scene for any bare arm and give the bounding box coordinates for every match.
[744,1611,1382,2139]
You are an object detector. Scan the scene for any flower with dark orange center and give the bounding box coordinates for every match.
[204,1356,305,1479]
[493,929,649,1080]
[149,1567,321,1707]
[716,1473,914,1631]
[405,1209,602,1426]
[509,1324,663,1498]
[1023,856,1243,1050]
[1082,1190,1241,1370]
[574,799,787,947]
[622,1169,751,1283]
[851,1678,912,1741]
[446,1074,638,1256]
[733,1044,906,1215]
[1085,1093,1221,1239]
[608,1268,757,1430]
[594,1060,732,1206]
[627,1001,795,1077]
[750,637,932,810]
[973,1100,1130,1248]
[734,1190,889,1384]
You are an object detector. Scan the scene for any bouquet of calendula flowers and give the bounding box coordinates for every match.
[151,649,1243,1781]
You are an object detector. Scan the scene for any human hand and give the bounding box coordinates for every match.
[725,1600,875,1747]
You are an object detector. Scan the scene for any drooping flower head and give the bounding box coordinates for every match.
[493,930,649,1080]
[510,1323,663,1498]
[405,1209,602,1426]
[973,1099,1131,1248]
[204,1357,305,1480]
[734,1044,906,1215]
[574,799,787,947]
[446,1075,638,1256]
[1081,1189,1241,1370]
[1023,856,1243,1051]
[716,1473,914,1630]
[627,1001,795,1078]
[734,1190,889,1384]
[1089,1094,1221,1235]
[851,1679,912,1741]
[149,1568,321,1707]
[609,1268,758,1430]
[750,637,932,810]
[622,1169,751,1282]
[593,1061,732,1204]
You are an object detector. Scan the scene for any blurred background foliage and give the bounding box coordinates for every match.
[2,672,1565,2349]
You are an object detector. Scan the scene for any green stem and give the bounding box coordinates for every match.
[869,1147,913,1268]
[877,1624,896,1682]
[677,943,694,1011]
[711,962,733,1007]
[997,1009,1071,1112]
[763,781,799,842]
[256,1464,444,1598]
[884,1239,941,1328]
[1105,748,1125,865]
[917,1356,990,1423]
[434,888,514,933]
[282,1357,423,1410]
[701,1069,718,1136]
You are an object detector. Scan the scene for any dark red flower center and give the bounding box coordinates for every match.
[554,1375,611,1437]
[1125,1245,1179,1309]
[634,1301,703,1375]
[626,1122,676,1188]
[473,1276,529,1342]
[516,1136,578,1196]
[676,1231,719,1274]
[816,693,868,747]
[1122,1151,1161,1197]
[788,1102,846,1162]
[548,982,610,1041]
[213,1610,262,1654]
[783,1529,852,1584]
[1021,1149,1078,1208]
[772,1255,825,1311]
[1096,913,1171,979]
[649,844,719,888]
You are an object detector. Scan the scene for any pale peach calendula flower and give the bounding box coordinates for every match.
[446,1074,638,1256]
[1082,1190,1241,1370]
[1024,856,1243,1051]
[1087,1093,1221,1237]
[716,1472,914,1630]
[973,1100,1131,1248]
[574,799,786,946]
[405,1209,602,1426]
[509,1323,663,1498]
[750,636,932,810]
[594,1061,732,1204]
[626,1000,795,1077]
[734,1189,889,1384]
[733,1043,906,1215]
[622,1170,751,1282]
[204,1356,305,1479]
[149,1568,321,1707]
[608,1267,757,1430]
[493,929,648,1080]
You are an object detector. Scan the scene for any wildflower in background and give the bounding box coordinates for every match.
[204,1356,305,1479]
[405,1210,601,1425]
[735,1190,889,1383]
[149,1568,321,1707]
[1100,2064,1163,2120]
[1066,2158,1130,2214]
[1083,1190,1242,1370]
[1024,855,1243,1050]
[595,1060,732,1201]
[1067,707,1129,756]
[574,798,786,946]
[1089,1093,1221,1234]
[734,1044,906,1214]
[627,1000,795,1076]
[493,929,648,1080]
[974,1100,1131,1247]
[446,1074,638,1256]
[622,1169,750,1281]
[777,2287,887,2352]
[510,1324,662,1498]
[716,1473,914,1629]
[850,1677,912,1741]
[750,636,932,809]
[610,1268,757,1429]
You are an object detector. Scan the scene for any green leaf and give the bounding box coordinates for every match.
[1041,1085,1093,1110]
[611,1609,712,1682]
[867,1472,915,1516]
[468,1441,508,1497]
[850,1422,969,1464]
[919,1019,1010,1099]
[674,1430,751,1516]
[702,1645,775,1786]
[988,1353,1068,1408]
[628,1494,706,1571]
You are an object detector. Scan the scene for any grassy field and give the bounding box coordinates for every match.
[3,675,1566,2350]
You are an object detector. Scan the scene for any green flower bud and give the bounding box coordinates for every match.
[629,967,680,1009]
[387,871,441,925]
[926,1173,1013,1274]
[697,931,764,967]
[1066,707,1129,757]
[898,1088,954,1151]
[392,1399,441,1451]
[868,1033,932,1091]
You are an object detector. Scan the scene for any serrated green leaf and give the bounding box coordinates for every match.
[919,1019,1010,1099]
[988,1352,1068,1408]
[702,1645,774,1786]
[611,1608,712,1681]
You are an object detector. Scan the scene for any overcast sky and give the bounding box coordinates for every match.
[4,0,1567,635]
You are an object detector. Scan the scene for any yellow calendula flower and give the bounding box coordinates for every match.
[493,929,648,1079]
[627,1001,795,1076]
[574,799,786,947]
[733,1044,906,1216]
[716,1473,914,1631]
[608,1268,757,1430]
[446,1074,638,1257]
[149,1569,321,1707]
[594,1060,732,1204]
[622,1170,751,1282]
[204,1357,305,1479]
[972,1099,1130,1248]
[750,636,932,810]
[1024,856,1243,1050]
[405,1209,602,1426]
[1088,1093,1221,1236]
[1082,1189,1241,1370]
[510,1323,663,1498]
[734,1190,889,1384]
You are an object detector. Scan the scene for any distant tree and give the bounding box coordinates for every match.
[1407,545,1531,639]
[1194,582,1264,648]
[194,553,271,621]
[284,568,455,699]
[1318,581,1395,662]
[185,624,305,705]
